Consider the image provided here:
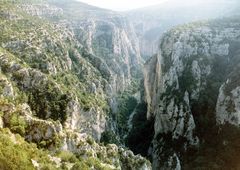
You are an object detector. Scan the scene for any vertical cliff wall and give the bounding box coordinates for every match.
[144,17,240,169]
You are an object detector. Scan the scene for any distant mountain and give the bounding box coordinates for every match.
[126,0,240,58]
[49,0,117,19]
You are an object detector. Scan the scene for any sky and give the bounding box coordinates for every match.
[76,0,169,11]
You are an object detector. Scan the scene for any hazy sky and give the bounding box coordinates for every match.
[77,0,169,11]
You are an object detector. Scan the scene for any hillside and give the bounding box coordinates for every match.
[0,0,150,169]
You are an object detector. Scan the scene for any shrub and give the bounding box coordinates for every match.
[8,112,27,136]
[0,128,56,170]
[86,136,95,145]
[56,151,78,163]
[100,131,119,145]
[27,82,70,123]
[71,162,89,170]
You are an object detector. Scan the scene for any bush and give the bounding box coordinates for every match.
[71,162,89,170]
[27,82,70,123]
[56,151,78,163]
[0,128,56,170]
[86,136,95,145]
[100,131,119,145]
[8,112,27,136]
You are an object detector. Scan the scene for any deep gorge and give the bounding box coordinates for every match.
[0,0,240,170]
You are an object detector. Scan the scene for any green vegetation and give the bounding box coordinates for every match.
[0,128,119,170]
[0,128,57,170]
[27,83,70,123]
[101,78,141,144]
[7,111,27,136]
[100,130,120,145]
[71,162,89,170]
[115,91,138,138]
[81,157,113,170]
[56,151,78,163]
[58,148,120,170]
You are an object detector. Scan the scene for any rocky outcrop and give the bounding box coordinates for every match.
[71,18,142,93]
[0,96,151,170]
[144,17,240,169]
[65,99,106,141]
[0,76,14,98]
[0,45,108,141]
[71,19,142,103]
[62,131,151,170]
[216,79,240,126]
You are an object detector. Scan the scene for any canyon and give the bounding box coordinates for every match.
[0,0,240,169]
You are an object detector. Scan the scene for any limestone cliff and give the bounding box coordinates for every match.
[144,17,240,169]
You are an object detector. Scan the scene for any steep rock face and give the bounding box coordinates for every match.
[144,54,161,119]
[70,18,142,94]
[216,53,240,126]
[144,17,240,169]
[65,99,106,140]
